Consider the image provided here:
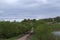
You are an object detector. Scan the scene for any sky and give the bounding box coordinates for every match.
[0,0,60,21]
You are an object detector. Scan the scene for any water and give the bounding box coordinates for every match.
[52,31,60,36]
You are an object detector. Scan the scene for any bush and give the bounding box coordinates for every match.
[0,21,32,39]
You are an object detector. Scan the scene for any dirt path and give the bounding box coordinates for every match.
[16,34,30,40]
[16,27,34,40]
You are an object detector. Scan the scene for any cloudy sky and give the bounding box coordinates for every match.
[0,0,60,21]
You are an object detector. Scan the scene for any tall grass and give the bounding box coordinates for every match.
[30,21,57,40]
[0,21,32,39]
[0,18,60,40]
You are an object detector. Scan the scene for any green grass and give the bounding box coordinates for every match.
[29,35,38,40]
[1,34,24,40]
[1,18,60,40]
[0,21,32,39]
[30,22,60,40]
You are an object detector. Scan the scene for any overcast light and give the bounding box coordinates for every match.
[0,0,60,21]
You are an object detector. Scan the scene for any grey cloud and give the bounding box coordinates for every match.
[0,0,60,20]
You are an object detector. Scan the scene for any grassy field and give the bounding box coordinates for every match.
[0,17,60,40]
[30,22,60,40]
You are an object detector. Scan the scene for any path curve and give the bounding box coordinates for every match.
[16,27,34,40]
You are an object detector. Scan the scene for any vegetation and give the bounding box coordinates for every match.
[30,16,60,40]
[0,19,32,39]
[0,16,60,40]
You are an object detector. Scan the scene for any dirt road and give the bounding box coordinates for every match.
[16,27,33,40]
[16,34,30,40]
